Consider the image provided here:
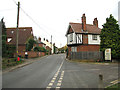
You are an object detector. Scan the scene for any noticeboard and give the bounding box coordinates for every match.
[105,48,111,60]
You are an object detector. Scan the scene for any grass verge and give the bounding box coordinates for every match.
[105,83,120,90]
[2,58,25,70]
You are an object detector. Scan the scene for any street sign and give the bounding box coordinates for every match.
[105,48,111,61]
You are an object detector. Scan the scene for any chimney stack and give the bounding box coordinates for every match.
[82,14,86,31]
[93,18,98,27]
[46,39,48,42]
[38,37,41,42]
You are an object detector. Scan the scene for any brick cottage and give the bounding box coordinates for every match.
[66,14,101,59]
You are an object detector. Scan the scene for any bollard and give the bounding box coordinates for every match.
[98,74,104,89]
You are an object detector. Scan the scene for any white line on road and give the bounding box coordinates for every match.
[46,59,64,88]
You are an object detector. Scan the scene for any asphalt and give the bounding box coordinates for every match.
[2,54,119,89]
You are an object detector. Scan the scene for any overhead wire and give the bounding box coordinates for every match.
[11,0,65,47]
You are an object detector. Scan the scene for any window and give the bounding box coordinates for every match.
[70,33,73,42]
[92,35,97,40]
[7,38,12,42]
[71,47,77,52]
[11,31,14,33]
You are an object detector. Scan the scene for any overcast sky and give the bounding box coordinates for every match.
[0,0,119,48]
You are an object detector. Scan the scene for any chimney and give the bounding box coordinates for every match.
[44,38,45,41]
[93,18,98,27]
[38,37,41,42]
[46,39,48,42]
[82,14,86,31]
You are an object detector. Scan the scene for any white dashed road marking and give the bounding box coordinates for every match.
[46,59,64,89]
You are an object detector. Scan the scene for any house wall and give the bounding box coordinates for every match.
[18,45,26,52]
[88,35,100,45]
[67,33,82,45]
[67,45,100,58]
[77,45,100,52]
[83,34,88,44]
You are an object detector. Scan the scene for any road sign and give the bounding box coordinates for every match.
[105,48,111,61]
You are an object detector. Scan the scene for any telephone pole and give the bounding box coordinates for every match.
[51,35,52,54]
[16,2,20,59]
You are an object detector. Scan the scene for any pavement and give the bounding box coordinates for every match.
[2,55,49,74]
[2,54,119,89]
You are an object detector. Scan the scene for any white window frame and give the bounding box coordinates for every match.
[92,35,97,40]
[71,47,77,52]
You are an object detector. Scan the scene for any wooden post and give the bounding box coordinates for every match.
[16,2,20,59]
[98,74,104,89]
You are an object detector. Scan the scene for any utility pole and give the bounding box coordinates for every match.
[51,35,52,54]
[16,2,20,59]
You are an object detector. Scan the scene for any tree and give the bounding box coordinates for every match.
[26,38,36,51]
[34,46,46,52]
[100,14,120,60]
[1,18,7,57]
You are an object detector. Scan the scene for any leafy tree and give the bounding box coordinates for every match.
[34,46,46,52]
[1,18,7,57]
[26,38,36,51]
[100,14,120,59]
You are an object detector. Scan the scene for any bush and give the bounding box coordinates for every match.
[34,46,46,52]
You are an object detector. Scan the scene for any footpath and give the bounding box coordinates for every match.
[3,55,48,74]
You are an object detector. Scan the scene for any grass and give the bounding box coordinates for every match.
[2,58,25,70]
[105,83,120,90]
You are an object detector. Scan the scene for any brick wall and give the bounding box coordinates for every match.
[83,34,88,44]
[18,51,45,58]
[18,45,26,52]
[77,45,100,52]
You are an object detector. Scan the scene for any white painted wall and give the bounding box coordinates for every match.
[67,33,76,45]
[67,33,82,45]
[88,35,100,45]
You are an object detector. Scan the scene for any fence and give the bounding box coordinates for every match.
[69,51,103,61]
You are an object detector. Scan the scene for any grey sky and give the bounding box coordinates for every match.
[0,0,119,48]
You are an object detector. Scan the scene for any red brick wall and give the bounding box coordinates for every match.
[18,51,45,58]
[83,34,88,44]
[18,45,26,52]
[68,46,71,58]
[77,45,100,52]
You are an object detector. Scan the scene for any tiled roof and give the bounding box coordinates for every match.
[6,27,33,44]
[69,22,101,34]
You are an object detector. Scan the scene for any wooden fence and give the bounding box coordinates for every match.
[69,51,103,61]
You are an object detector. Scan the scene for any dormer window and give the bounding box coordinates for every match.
[11,31,14,33]
[7,38,12,42]
[92,35,97,40]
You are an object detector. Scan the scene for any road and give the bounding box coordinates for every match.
[2,54,118,89]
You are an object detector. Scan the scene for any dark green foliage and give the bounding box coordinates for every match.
[2,58,24,69]
[26,38,36,51]
[1,18,7,57]
[34,46,46,52]
[6,44,16,58]
[100,14,120,59]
